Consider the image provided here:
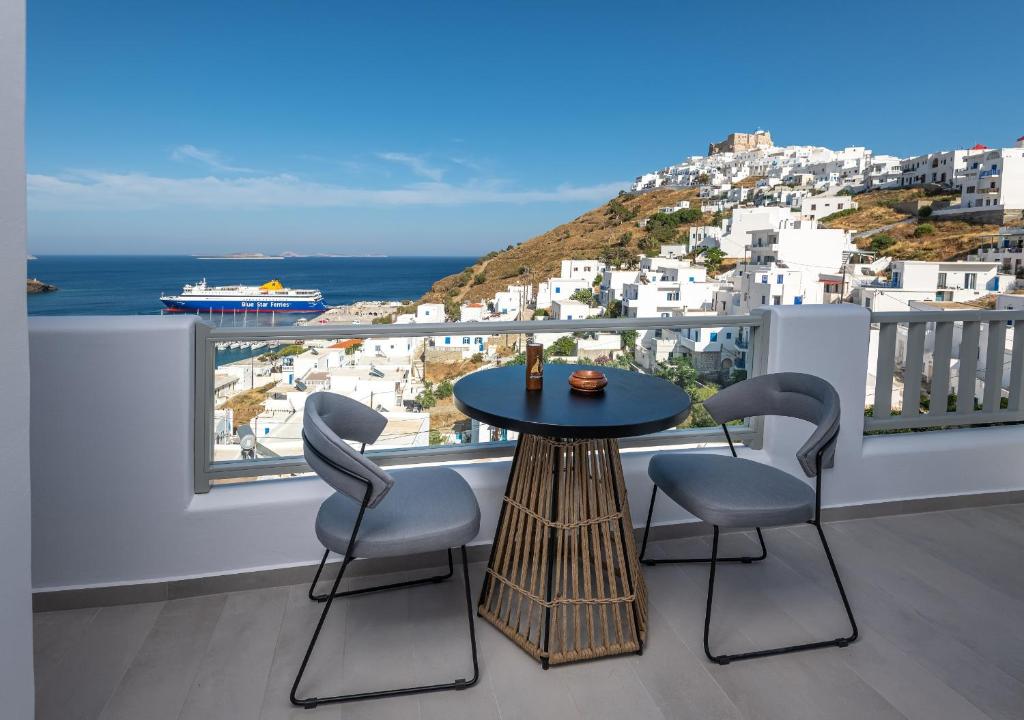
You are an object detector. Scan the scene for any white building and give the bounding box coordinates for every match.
[536,277,590,310]
[861,155,903,190]
[899,149,969,189]
[957,146,1024,214]
[559,259,601,286]
[967,227,1024,275]
[855,260,1004,311]
[550,298,601,321]
[415,303,444,323]
[799,196,858,221]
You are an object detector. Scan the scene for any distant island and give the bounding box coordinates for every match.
[27,278,58,294]
[195,252,284,260]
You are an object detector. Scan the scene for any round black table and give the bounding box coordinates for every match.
[454,364,691,667]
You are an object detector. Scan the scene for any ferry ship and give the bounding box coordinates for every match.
[160,279,328,313]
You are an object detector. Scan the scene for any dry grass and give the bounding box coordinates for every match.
[218,381,277,429]
[856,219,1001,261]
[733,175,763,188]
[823,205,911,231]
[419,187,706,305]
[424,356,487,383]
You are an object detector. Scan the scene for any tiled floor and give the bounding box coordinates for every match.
[34,504,1024,720]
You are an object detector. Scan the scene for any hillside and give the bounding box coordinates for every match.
[819,188,1003,261]
[418,187,705,309]
[415,185,1015,315]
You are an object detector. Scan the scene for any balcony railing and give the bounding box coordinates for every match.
[193,313,770,492]
[866,309,1024,432]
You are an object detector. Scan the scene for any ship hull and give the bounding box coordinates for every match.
[161,298,327,313]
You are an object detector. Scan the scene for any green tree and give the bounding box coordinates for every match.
[415,381,437,409]
[429,429,445,446]
[913,223,935,237]
[655,355,699,392]
[620,329,637,351]
[569,287,594,304]
[548,335,578,357]
[444,297,461,321]
[700,247,726,274]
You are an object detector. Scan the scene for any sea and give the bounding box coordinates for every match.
[27,255,474,324]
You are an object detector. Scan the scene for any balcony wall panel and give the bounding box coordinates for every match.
[28,307,1024,593]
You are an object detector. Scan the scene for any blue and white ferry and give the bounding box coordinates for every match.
[160,279,328,313]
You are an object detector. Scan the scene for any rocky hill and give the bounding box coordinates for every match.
[418,187,705,310]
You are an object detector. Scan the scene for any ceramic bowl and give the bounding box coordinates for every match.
[569,369,608,393]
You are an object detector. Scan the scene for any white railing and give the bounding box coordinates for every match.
[866,309,1024,432]
[193,313,770,492]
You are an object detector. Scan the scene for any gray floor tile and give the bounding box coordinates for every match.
[177,587,289,720]
[36,601,164,720]
[98,594,227,720]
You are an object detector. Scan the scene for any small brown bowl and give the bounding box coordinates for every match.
[569,369,608,393]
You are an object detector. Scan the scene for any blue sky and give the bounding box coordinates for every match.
[27,0,1024,255]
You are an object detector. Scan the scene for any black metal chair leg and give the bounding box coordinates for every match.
[640,485,767,566]
[309,548,455,602]
[702,523,858,665]
[291,545,480,709]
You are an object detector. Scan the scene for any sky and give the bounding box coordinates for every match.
[26,0,1024,255]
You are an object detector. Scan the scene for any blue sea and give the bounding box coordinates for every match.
[27,255,475,327]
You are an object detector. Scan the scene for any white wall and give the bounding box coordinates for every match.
[0,0,34,715]
[29,307,1024,593]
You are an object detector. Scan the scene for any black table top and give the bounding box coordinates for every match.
[453,364,692,439]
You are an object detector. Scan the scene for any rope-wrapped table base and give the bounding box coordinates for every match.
[478,434,647,666]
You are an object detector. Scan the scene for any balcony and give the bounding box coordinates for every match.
[20,306,1024,720]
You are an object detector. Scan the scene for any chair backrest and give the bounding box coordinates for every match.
[303,392,394,507]
[703,372,840,478]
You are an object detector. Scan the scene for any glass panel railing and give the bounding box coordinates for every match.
[197,316,764,489]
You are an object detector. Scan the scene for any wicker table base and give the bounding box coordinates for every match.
[478,434,647,667]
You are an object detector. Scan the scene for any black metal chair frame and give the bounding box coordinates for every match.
[638,424,858,665]
[290,434,480,709]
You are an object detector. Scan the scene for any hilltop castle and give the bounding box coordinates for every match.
[708,129,773,156]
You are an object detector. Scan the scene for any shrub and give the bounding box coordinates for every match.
[918,205,933,218]
[569,288,594,304]
[913,223,935,237]
[870,234,896,253]
[435,379,453,399]
[533,308,549,318]
[548,335,578,357]
[472,272,487,286]
[371,314,394,324]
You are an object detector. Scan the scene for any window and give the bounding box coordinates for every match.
[937,272,947,289]
[776,274,784,284]
[694,329,701,341]
[761,275,768,283]
[772,296,782,305]
[710,331,718,341]
[964,273,977,290]
[794,297,802,305]
[555,287,561,294]
[462,336,470,345]
[726,331,732,339]
[444,336,451,345]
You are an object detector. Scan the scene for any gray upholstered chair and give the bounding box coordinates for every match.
[638,372,858,664]
[290,392,481,709]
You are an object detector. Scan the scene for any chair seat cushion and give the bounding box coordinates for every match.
[316,466,480,558]
[648,453,815,529]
